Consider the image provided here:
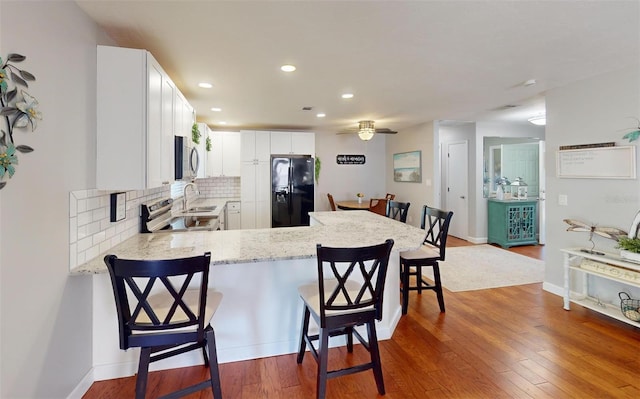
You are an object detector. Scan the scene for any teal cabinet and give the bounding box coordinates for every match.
[488,199,538,248]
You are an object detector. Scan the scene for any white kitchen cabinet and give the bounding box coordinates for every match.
[226,201,241,230]
[240,161,271,229]
[240,130,271,229]
[175,91,194,139]
[97,45,174,190]
[161,76,176,183]
[241,130,271,163]
[208,131,241,177]
[270,131,315,155]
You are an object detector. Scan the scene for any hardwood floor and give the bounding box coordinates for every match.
[83,240,640,399]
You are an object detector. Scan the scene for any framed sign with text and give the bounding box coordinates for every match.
[336,154,366,165]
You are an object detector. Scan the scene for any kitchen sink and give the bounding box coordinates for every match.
[184,205,216,213]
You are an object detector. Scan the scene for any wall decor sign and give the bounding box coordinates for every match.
[557,145,636,179]
[393,150,422,182]
[336,154,365,165]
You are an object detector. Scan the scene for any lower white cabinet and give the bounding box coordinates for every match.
[240,161,270,229]
[226,201,241,230]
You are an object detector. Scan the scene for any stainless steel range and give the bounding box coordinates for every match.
[140,197,218,233]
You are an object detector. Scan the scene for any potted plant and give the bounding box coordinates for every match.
[617,236,640,263]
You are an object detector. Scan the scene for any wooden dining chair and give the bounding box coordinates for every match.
[368,198,388,216]
[327,193,337,211]
[297,239,395,399]
[104,252,223,399]
[385,193,396,200]
[387,200,410,223]
[399,206,453,315]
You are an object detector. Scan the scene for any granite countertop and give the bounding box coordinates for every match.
[71,210,426,275]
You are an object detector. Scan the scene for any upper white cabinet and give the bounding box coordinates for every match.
[97,45,175,190]
[207,130,241,177]
[270,131,315,155]
[241,130,271,163]
[175,92,194,140]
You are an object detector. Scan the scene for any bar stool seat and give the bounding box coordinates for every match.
[104,252,223,399]
[400,206,453,315]
[296,239,394,399]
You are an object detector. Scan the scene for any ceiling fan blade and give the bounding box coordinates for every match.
[375,128,397,134]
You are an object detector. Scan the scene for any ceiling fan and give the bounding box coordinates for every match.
[337,120,398,141]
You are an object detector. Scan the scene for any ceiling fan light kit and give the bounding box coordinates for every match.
[358,120,376,141]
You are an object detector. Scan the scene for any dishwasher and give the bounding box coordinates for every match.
[225,201,241,230]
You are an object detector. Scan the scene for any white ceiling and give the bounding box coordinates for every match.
[76,0,640,134]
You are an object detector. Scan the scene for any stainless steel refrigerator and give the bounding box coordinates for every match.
[271,155,315,227]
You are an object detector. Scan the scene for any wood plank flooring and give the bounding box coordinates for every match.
[83,240,640,399]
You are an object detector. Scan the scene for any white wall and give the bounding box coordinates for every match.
[0,1,108,397]
[385,122,437,227]
[314,130,387,211]
[544,64,640,301]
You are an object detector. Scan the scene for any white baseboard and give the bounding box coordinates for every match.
[543,281,564,297]
[66,369,94,399]
[466,236,487,244]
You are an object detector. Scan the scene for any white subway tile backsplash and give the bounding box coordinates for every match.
[77,236,93,252]
[77,211,91,226]
[93,230,106,245]
[70,217,77,243]
[69,186,171,271]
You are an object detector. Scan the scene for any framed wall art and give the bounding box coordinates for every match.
[393,151,422,182]
[557,146,636,179]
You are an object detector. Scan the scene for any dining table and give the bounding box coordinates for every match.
[336,199,370,210]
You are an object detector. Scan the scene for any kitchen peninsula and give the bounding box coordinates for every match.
[77,211,426,380]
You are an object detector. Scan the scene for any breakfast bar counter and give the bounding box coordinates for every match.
[73,210,424,273]
[84,211,426,381]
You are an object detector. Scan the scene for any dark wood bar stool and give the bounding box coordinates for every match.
[386,200,410,223]
[104,252,223,399]
[296,239,395,399]
[400,206,453,314]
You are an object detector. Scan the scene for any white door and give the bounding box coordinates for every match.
[445,141,468,239]
[538,140,546,244]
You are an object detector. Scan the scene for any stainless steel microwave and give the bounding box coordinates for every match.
[174,136,199,180]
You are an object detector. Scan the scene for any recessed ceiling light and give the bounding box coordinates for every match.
[316,113,326,118]
[198,82,213,89]
[281,65,296,72]
[341,93,354,99]
[219,121,227,125]
[210,107,222,112]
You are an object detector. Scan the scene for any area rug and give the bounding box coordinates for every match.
[419,244,545,292]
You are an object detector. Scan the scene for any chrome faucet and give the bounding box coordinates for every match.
[183,182,198,211]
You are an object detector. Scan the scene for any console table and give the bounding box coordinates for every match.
[562,248,640,327]
[487,198,538,248]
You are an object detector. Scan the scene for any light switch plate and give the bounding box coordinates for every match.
[559,194,568,206]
